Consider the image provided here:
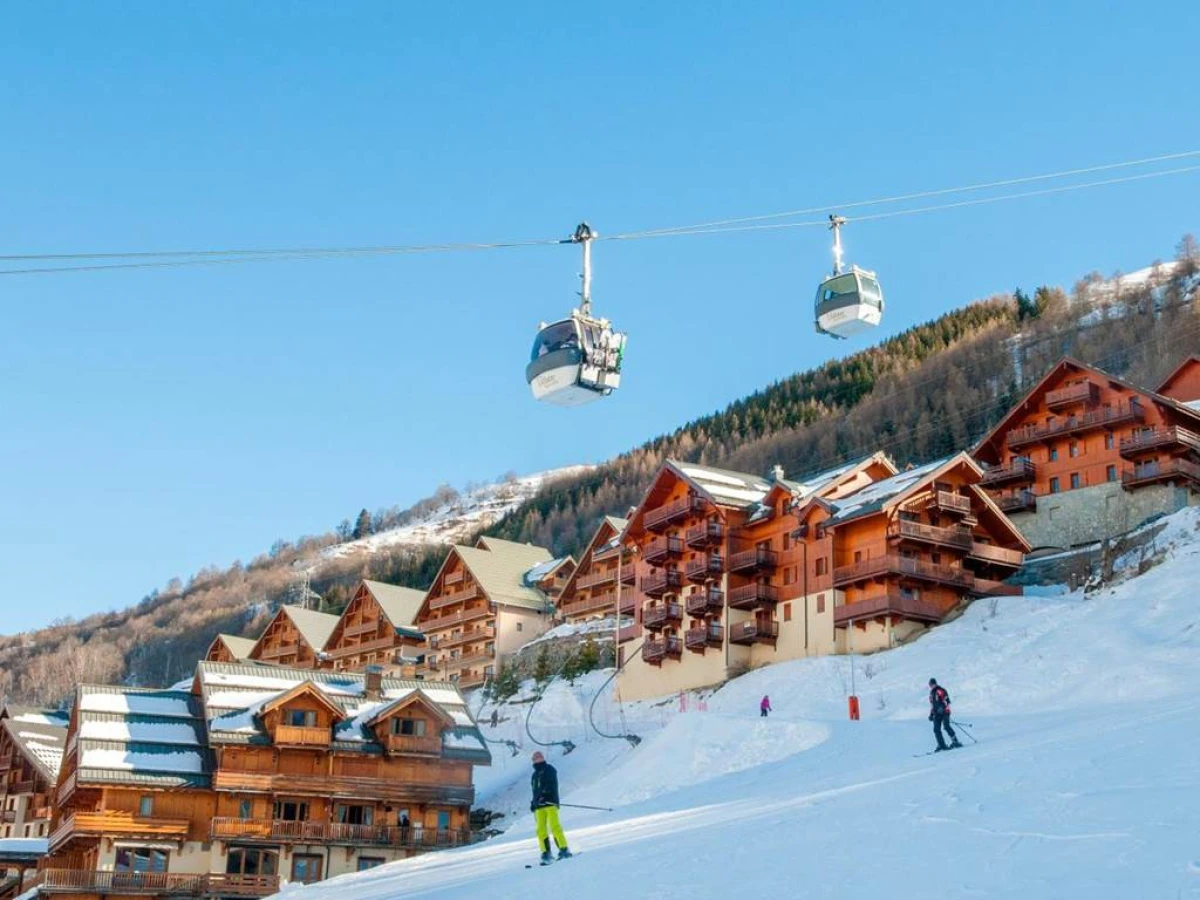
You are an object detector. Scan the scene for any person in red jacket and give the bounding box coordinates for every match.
[760,695,772,717]
[928,678,961,752]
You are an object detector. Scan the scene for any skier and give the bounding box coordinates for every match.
[928,678,961,752]
[760,695,772,717]
[530,751,572,864]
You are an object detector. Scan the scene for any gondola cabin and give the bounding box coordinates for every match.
[814,265,884,339]
[525,312,626,407]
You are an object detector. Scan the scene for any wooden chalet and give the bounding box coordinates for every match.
[38,663,490,900]
[973,356,1200,549]
[554,517,632,625]
[322,580,427,677]
[416,537,554,689]
[245,607,339,670]
[0,706,66,842]
[203,635,256,665]
[521,555,576,604]
[615,455,899,701]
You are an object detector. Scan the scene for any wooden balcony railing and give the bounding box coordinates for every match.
[384,733,443,756]
[727,582,779,610]
[1119,425,1200,458]
[643,535,684,565]
[576,568,618,590]
[640,570,682,597]
[326,634,398,659]
[644,496,705,531]
[455,652,494,668]
[979,458,1037,487]
[619,593,636,614]
[50,811,191,853]
[443,570,464,586]
[617,623,639,643]
[642,602,683,629]
[210,818,476,851]
[684,624,723,651]
[727,547,779,574]
[422,603,495,632]
[642,635,683,664]
[255,641,301,660]
[1122,458,1200,489]
[1045,381,1100,410]
[887,520,973,550]
[619,563,637,585]
[833,591,947,626]
[965,542,1024,569]
[342,619,379,638]
[0,755,12,772]
[35,869,280,897]
[274,725,331,748]
[56,770,77,808]
[832,555,975,590]
[561,590,617,618]
[1,810,15,823]
[930,490,972,516]
[995,489,1037,513]
[212,770,476,805]
[1007,401,1145,448]
[728,620,778,645]
[429,584,481,611]
[685,588,724,616]
[457,670,490,689]
[8,780,34,796]
[685,521,724,547]
[684,554,725,582]
[431,624,496,650]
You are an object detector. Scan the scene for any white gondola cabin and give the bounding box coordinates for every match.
[814,215,884,339]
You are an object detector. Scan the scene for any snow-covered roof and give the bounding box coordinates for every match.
[1,708,68,783]
[671,461,774,508]
[825,457,953,525]
[524,555,574,585]
[195,661,490,764]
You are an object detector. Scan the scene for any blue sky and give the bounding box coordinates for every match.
[2,3,1197,631]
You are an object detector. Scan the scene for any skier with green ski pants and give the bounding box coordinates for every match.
[530,751,572,864]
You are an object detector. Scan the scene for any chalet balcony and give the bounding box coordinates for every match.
[430,625,495,650]
[255,642,301,661]
[274,725,332,748]
[930,490,972,516]
[429,584,481,611]
[56,771,77,808]
[619,593,636,615]
[457,669,492,690]
[684,624,723,652]
[642,602,683,630]
[1045,381,1100,411]
[727,582,779,610]
[643,536,684,565]
[1119,426,1200,459]
[684,554,725,582]
[685,587,724,616]
[0,754,13,772]
[214,771,476,806]
[423,604,495,632]
[1,810,15,823]
[576,568,618,590]
[326,634,397,660]
[384,734,443,756]
[1122,458,1200,490]
[995,489,1037,513]
[620,563,637,585]
[642,635,683,665]
[561,590,616,618]
[979,458,1037,488]
[727,547,779,575]
[1007,401,1145,449]
[728,620,778,645]
[644,496,706,532]
[50,811,191,853]
[965,542,1024,572]
[343,619,379,638]
[685,521,724,547]
[33,869,281,898]
[640,570,682,598]
[617,623,639,643]
[833,591,947,627]
[9,780,34,795]
[832,555,975,590]
[209,818,476,851]
[887,520,973,550]
[455,652,494,668]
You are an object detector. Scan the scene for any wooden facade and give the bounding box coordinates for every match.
[973,357,1200,519]
[0,707,65,843]
[417,538,554,689]
[322,581,426,677]
[554,517,632,625]
[39,665,490,900]
[203,635,255,665]
[245,607,339,670]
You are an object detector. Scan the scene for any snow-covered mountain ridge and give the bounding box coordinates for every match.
[281,505,1200,899]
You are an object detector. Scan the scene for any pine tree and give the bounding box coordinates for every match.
[352,509,372,540]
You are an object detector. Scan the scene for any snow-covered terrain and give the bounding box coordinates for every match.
[323,465,592,558]
[279,506,1200,899]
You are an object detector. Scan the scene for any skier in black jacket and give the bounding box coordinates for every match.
[530,751,572,864]
[928,678,962,752]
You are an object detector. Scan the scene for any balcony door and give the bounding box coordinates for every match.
[291,854,323,884]
[114,847,168,873]
[226,846,278,877]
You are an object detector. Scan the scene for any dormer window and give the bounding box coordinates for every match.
[288,710,317,728]
[391,718,426,737]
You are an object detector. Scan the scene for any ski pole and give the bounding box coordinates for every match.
[558,802,613,812]
[951,720,978,744]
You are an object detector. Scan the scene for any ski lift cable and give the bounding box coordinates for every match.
[1,151,1197,276]
[586,639,645,747]
[522,643,591,755]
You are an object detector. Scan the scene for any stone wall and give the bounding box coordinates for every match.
[1008,482,1195,551]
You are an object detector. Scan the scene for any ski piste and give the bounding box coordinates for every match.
[526,853,580,868]
[913,745,968,757]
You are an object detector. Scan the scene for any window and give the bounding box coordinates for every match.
[357,858,385,872]
[1105,433,1114,450]
[238,800,253,820]
[783,568,793,586]
[931,552,941,565]
[816,594,826,614]
[1049,447,1059,462]
[115,848,169,873]
[291,855,323,884]
[273,800,310,822]
[1107,465,1117,483]
[853,551,862,564]
[335,804,374,826]
[1049,477,1060,494]
[226,847,278,877]
[815,558,827,577]
[1070,473,1082,489]
[392,718,426,737]
[288,709,317,728]
[138,796,154,817]
[437,811,451,832]
[1069,442,1080,458]
[516,623,523,633]
[783,603,792,622]
[783,532,791,550]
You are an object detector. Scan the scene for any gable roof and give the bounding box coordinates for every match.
[667,460,775,508]
[195,660,489,763]
[282,606,340,651]
[260,681,348,721]
[1,707,69,783]
[524,555,575,587]
[212,634,256,661]
[824,454,982,526]
[454,542,553,611]
[361,580,426,631]
[1155,354,1200,399]
[362,690,456,731]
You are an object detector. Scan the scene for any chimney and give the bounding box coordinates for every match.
[771,464,785,482]
[364,665,383,700]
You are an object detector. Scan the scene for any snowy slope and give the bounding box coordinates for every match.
[278,507,1200,899]
[323,465,592,558]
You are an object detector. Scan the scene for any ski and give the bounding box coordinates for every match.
[525,853,579,868]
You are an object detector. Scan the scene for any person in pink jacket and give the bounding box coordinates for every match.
[760,695,772,717]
